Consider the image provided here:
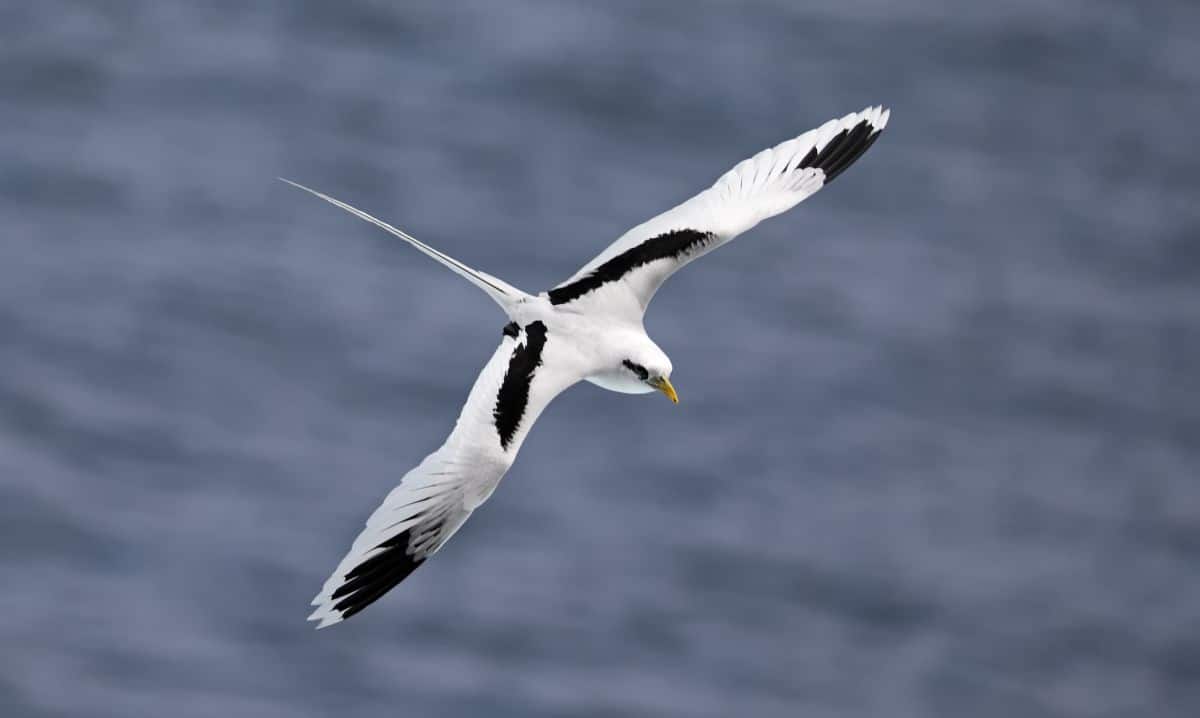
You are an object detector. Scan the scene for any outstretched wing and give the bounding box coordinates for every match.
[548,106,889,320]
[308,320,578,628]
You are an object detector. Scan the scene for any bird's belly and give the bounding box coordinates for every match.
[585,370,654,395]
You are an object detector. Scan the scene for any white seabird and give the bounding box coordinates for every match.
[286,106,890,627]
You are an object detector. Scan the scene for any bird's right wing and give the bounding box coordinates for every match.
[547,106,889,321]
[308,320,578,628]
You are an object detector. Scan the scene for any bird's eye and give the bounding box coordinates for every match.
[622,360,649,381]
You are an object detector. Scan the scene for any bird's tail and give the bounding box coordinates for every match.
[280,179,530,314]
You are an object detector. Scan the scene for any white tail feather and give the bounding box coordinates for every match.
[280,179,529,313]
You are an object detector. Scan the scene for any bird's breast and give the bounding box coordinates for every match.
[584,369,654,395]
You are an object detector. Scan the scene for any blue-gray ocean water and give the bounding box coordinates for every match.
[2,2,1198,716]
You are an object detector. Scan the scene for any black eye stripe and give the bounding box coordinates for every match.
[622,360,649,381]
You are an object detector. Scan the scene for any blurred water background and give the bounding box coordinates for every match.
[2,1,1199,716]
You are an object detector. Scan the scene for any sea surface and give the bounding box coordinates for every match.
[2,2,1198,716]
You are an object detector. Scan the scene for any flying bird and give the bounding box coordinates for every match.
[286,106,890,628]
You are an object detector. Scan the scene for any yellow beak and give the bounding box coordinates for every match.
[649,376,679,404]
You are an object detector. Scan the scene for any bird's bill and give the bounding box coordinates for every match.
[649,376,679,404]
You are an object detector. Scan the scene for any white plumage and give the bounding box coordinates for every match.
[287,105,890,628]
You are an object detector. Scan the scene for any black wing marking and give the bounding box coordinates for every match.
[547,229,716,305]
[493,321,548,449]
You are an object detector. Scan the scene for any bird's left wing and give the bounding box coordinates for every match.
[547,106,889,320]
[308,320,579,628]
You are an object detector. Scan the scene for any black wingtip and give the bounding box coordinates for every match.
[798,114,886,184]
[327,530,427,620]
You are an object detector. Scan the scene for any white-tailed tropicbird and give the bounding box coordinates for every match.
[286,106,890,628]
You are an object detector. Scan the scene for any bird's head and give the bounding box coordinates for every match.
[582,331,677,402]
[620,359,677,403]
[618,337,677,404]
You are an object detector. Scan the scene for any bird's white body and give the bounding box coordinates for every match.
[285,105,890,627]
[518,300,666,394]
